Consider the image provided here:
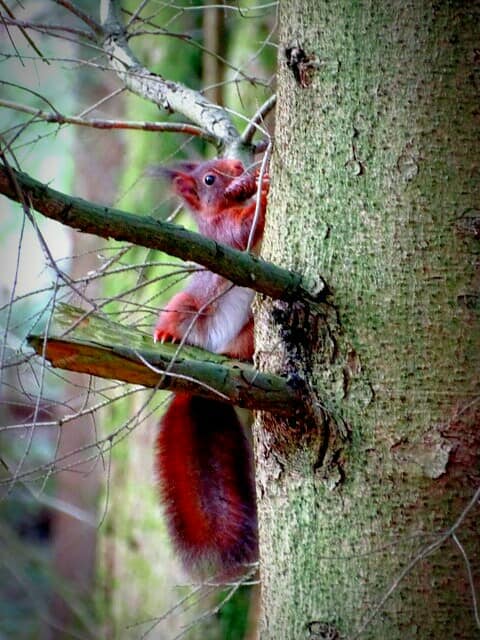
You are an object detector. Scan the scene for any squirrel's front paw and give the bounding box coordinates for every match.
[153,325,179,344]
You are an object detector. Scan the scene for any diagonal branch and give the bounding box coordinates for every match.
[0,163,323,303]
[99,0,241,154]
[27,304,301,415]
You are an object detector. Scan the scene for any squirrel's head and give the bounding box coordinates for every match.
[148,159,245,216]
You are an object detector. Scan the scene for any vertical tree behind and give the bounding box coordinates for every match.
[95,4,275,638]
[256,1,479,637]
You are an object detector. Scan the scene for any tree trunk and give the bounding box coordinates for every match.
[255,1,479,638]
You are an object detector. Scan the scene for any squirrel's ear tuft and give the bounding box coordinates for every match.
[145,162,199,180]
[146,163,201,210]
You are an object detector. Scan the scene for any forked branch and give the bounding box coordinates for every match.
[99,0,241,154]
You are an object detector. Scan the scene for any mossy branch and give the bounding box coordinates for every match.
[27,304,301,415]
[0,163,323,303]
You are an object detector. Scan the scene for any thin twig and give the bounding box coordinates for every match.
[451,532,480,630]
[241,93,276,146]
[353,484,480,638]
[0,0,50,63]
[0,99,214,140]
[52,0,103,36]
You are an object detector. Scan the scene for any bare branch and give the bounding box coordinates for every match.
[99,0,242,154]
[0,98,214,141]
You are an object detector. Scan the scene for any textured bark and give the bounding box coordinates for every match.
[255,1,480,638]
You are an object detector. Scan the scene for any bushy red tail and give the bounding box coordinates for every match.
[156,393,258,575]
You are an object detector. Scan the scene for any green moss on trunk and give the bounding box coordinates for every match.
[256,1,480,637]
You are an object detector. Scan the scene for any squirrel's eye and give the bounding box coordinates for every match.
[203,174,216,186]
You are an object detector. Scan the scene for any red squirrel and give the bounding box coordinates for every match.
[153,158,268,575]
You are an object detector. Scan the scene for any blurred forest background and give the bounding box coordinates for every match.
[0,1,276,638]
